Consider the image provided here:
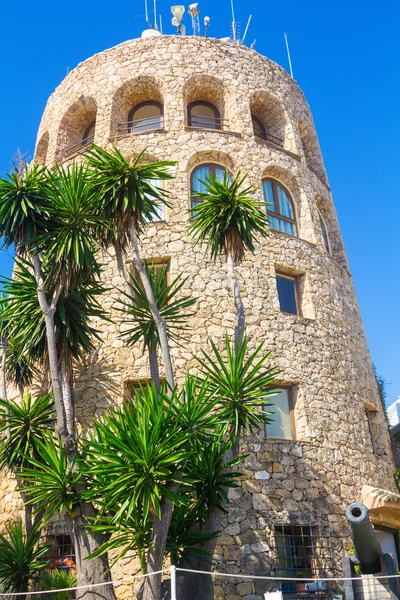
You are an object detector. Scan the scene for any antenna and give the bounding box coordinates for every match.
[284,32,294,78]
[159,14,163,33]
[171,5,185,34]
[144,0,152,28]
[250,39,256,49]
[230,0,237,43]
[188,3,200,36]
[154,0,158,29]
[204,15,210,37]
[242,14,252,45]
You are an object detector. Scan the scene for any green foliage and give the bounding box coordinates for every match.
[82,383,194,523]
[85,145,175,242]
[0,521,51,594]
[39,569,77,600]
[5,340,39,392]
[0,162,51,251]
[19,434,81,520]
[0,392,55,471]
[373,363,390,427]
[2,257,108,368]
[198,335,279,436]
[118,262,196,354]
[395,469,400,492]
[189,172,270,263]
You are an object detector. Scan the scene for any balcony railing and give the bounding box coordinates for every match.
[64,135,95,158]
[118,115,165,135]
[187,116,228,130]
[254,130,285,148]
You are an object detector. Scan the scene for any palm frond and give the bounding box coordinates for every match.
[189,172,270,263]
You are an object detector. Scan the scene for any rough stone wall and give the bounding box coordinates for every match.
[0,35,394,599]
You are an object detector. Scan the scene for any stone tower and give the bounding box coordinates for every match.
[3,34,397,598]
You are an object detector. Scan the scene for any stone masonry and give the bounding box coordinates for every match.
[0,35,396,598]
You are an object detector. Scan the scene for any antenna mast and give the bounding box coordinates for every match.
[144,0,152,28]
[242,14,252,45]
[188,3,200,36]
[284,32,294,78]
[230,0,237,43]
[153,0,158,29]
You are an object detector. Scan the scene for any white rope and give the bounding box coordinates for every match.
[0,569,169,597]
[176,566,400,583]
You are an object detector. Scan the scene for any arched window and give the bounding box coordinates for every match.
[262,179,297,236]
[81,121,96,146]
[318,211,330,253]
[128,101,163,133]
[251,114,267,140]
[191,164,230,209]
[188,101,221,130]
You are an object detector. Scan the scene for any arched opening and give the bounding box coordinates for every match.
[56,96,97,161]
[34,132,49,165]
[183,74,226,131]
[317,209,331,253]
[111,76,164,136]
[127,101,163,134]
[262,178,297,236]
[250,91,286,147]
[298,120,327,182]
[190,163,233,213]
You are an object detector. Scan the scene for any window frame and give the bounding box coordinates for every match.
[190,163,230,209]
[145,178,166,223]
[81,120,96,145]
[263,178,297,236]
[127,100,164,132]
[276,271,302,317]
[131,258,170,304]
[251,114,267,140]
[264,385,296,441]
[187,100,221,130]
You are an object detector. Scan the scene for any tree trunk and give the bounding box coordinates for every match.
[129,223,174,390]
[66,506,116,600]
[1,332,10,439]
[178,438,241,600]
[31,254,68,437]
[141,497,175,600]
[148,344,161,392]
[226,254,245,346]
[60,354,75,438]
[114,241,133,297]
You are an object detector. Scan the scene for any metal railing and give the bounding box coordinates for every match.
[118,115,165,135]
[187,115,228,130]
[64,135,95,158]
[255,131,285,148]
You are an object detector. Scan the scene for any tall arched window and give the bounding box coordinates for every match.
[128,101,163,133]
[251,114,267,140]
[188,101,221,130]
[262,179,297,236]
[318,211,330,253]
[81,121,96,146]
[191,164,230,209]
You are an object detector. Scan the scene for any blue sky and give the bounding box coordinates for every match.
[0,0,398,404]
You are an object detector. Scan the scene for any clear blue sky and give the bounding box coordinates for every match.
[0,0,398,404]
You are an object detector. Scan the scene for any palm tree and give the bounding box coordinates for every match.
[117,262,196,389]
[0,160,116,600]
[85,145,176,389]
[189,172,270,344]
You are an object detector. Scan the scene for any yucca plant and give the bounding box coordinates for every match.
[189,172,269,344]
[5,341,39,399]
[0,521,51,599]
[85,145,176,390]
[39,569,77,600]
[118,262,196,387]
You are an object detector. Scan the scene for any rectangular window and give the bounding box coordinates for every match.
[276,273,300,315]
[145,178,165,222]
[274,524,339,595]
[42,530,75,573]
[131,259,169,303]
[265,388,295,440]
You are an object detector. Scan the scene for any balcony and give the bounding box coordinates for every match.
[117,115,165,136]
[64,134,95,159]
[186,115,227,131]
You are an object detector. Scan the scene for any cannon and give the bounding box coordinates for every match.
[346,502,382,574]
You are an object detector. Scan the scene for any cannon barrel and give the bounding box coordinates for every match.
[346,502,382,574]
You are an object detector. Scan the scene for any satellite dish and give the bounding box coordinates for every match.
[204,16,210,25]
[171,16,180,26]
[142,29,162,38]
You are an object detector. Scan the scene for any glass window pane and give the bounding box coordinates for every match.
[268,215,296,236]
[277,184,294,219]
[263,180,276,212]
[276,275,297,315]
[131,104,162,132]
[192,165,211,194]
[145,179,164,222]
[266,389,294,439]
[190,103,219,129]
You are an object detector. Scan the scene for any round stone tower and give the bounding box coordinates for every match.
[4,35,397,597]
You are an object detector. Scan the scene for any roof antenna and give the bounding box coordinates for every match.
[144,0,153,28]
[242,14,252,46]
[159,14,163,33]
[230,0,237,43]
[188,3,200,36]
[284,32,294,78]
[204,15,210,37]
[250,39,256,49]
[153,0,158,29]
